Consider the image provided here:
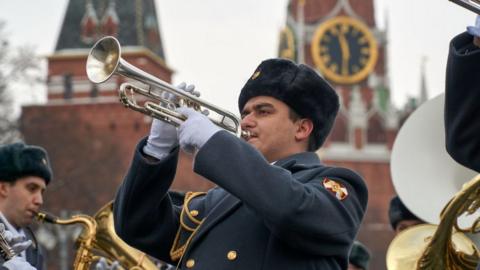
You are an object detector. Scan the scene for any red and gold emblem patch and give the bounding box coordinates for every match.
[323,178,348,200]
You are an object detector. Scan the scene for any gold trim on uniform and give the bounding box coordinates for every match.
[170,192,206,262]
[227,250,238,261]
[186,259,195,268]
[190,210,199,217]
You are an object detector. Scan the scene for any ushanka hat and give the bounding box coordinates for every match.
[388,195,422,230]
[0,142,52,184]
[238,58,339,150]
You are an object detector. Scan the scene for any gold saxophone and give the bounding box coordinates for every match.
[36,201,158,270]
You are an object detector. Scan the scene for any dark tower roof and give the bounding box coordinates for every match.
[55,0,166,61]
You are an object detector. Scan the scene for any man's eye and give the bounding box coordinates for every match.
[26,185,38,192]
[258,110,270,115]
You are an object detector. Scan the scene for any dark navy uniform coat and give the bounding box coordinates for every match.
[114,131,368,270]
[445,32,480,173]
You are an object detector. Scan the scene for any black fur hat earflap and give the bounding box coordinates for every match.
[238,58,339,150]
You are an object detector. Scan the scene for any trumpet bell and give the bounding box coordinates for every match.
[85,36,248,138]
[390,93,478,227]
[86,36,121,84]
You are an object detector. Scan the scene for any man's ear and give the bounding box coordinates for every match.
[0,182,10,198]
[295,118,314,141]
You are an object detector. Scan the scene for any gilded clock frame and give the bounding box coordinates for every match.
[279,25,296,61]
[311,16,378,85]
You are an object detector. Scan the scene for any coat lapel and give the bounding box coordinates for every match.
[24,227,40,268]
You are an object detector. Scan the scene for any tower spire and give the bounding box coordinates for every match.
[296,0,306,64]
[419,56,429,105]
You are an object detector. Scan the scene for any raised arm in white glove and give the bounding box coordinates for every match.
[467,15,480,37]
[142,82,197,159]
[0,224,31,255]
[3,257,36,270]
[176,107,221,154]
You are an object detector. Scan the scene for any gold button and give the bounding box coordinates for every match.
[190,210,199,217]
[186,259,195,268]
[227,250,237,260]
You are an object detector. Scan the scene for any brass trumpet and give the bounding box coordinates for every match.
[86,36,249,138]
[450,0,480,14]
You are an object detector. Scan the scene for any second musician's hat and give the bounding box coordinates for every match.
[388,195,422,230]
[0,142,53,184]
[238,58,339,150]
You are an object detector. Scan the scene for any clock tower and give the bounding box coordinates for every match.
[279,1,399,269]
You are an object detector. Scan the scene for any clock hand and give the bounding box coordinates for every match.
[338,32,350,76]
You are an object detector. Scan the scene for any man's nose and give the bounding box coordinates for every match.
[33,193,43,206]
[241,114,255,130]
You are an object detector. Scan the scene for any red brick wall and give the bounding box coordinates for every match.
[290,0,376,26]
[21,103,210,215]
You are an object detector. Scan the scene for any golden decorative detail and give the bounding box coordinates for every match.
[190,210,199,217]
[323,178,348,200]
[36,201,158,269]
[311,16,378,85]
[278,25,296,61]
[227,250,238,261]
[386,175,480,269]
[186,259,195,268]
[170,192,206,262]
[251,70,261,80]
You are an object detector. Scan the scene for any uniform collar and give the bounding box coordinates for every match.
[273,151,321,171]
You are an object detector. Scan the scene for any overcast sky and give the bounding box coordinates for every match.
[0,0,474,115]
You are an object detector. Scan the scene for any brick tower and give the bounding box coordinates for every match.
[279,1,399,269]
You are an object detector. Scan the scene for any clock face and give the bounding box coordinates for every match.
[311,16,378,85]
[278,25,296,61]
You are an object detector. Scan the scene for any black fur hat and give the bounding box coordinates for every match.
[238,58,339,150]
[388,196,422,230]
[0,142,52,184]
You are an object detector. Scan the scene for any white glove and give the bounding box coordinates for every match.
[95,257,120,270]
[0,224,32,255]
[3,257,36,270]
[177,107,221,154]
[143,82,196,159]
[467,15,480,37]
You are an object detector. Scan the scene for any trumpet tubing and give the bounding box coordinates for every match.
[86,36,249,139]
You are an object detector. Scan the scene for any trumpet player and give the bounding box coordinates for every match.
[0,142,53,270]
[113,58,368,270]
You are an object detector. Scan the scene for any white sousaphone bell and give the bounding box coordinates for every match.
[390,93,478,227]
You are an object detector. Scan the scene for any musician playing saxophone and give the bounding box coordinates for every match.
[0,143,53,270]
[113,59,368,270]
